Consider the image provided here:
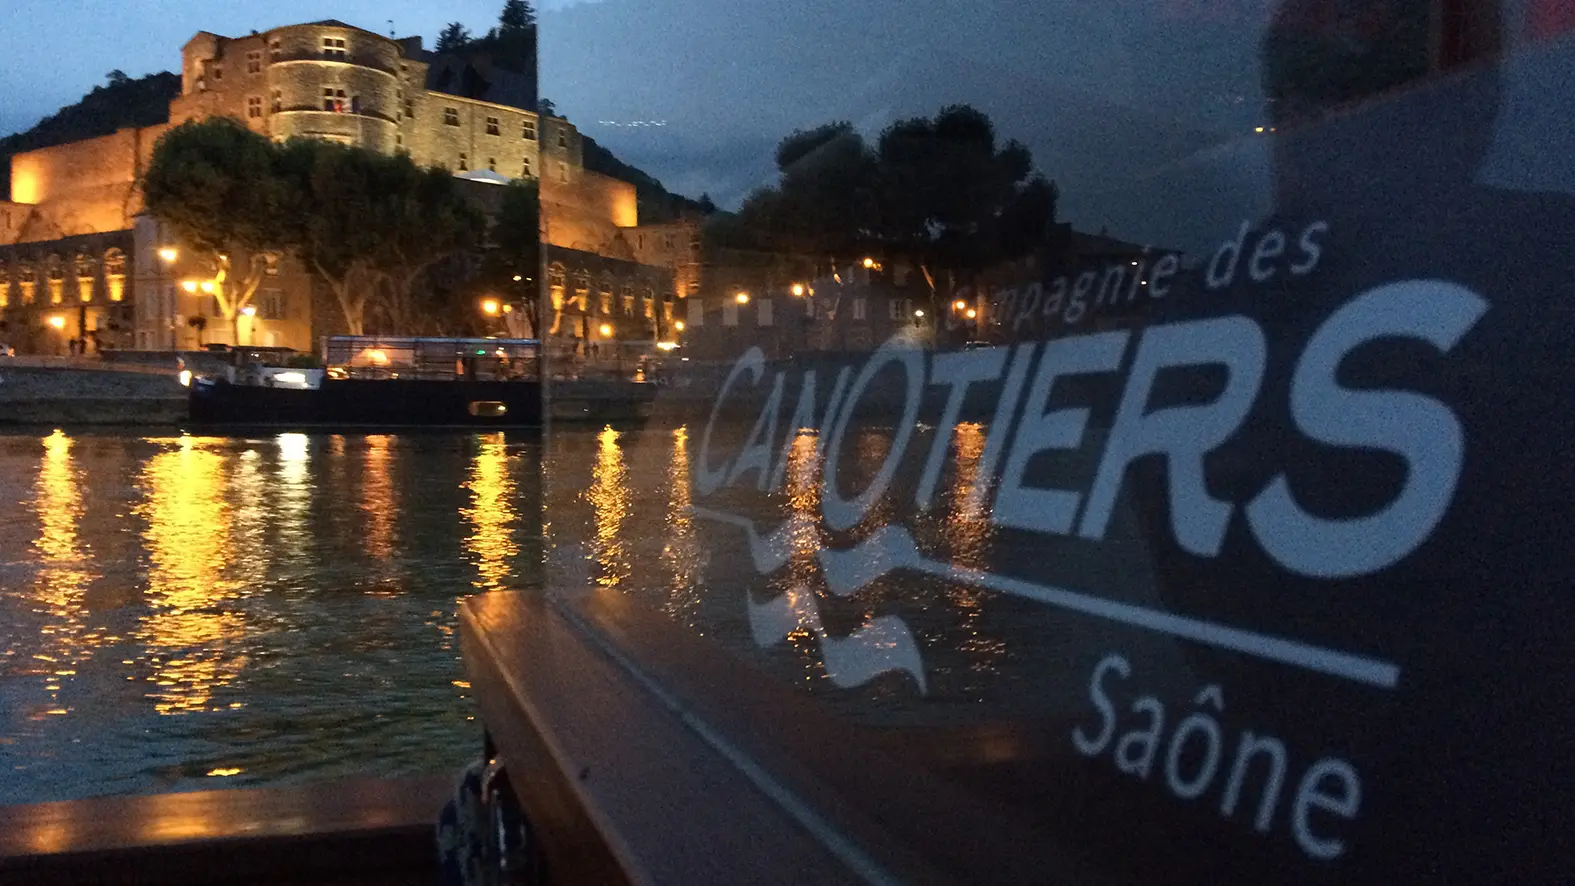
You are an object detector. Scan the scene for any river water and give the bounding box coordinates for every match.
[0,428,551,805]
[0,420,1081,806]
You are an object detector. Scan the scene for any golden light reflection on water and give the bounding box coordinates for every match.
[275,433,311,556]
[784,432,827,675]
[135,436,244,715]
[27,430,101,711]
[660,427,701,620]
[463,433,517,591]
[363,436,396,564]
[945,422,1005,679]
[586,426,630,587]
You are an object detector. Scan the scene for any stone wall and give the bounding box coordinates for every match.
[0,363,186,425]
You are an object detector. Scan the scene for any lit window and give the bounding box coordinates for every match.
[459,153,469,171]
[264,255,279,276]
[247,51,262,74]
[322,88,347,112]
[522,120,536,140]
[486,116,500,135]
[322,37,347,59]
[444,107,459,126]
[247,96,263,118]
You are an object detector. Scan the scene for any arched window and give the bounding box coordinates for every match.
[104,248,126,302]
[45,254,64,304]
[598,278,614,316]
[642,286,656,320]
[620,284,635,317]
[548,263,566,311]
[19,260,36,305]
[75,253,95,302]
[572,274,589,312]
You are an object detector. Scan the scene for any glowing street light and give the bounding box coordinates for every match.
[157,247,178,264]
[200,280,215,294]
[502,304,514,314]
[241,305,257,317]
[181,280,199,293]
[599,323,614,338]
[674,320,685,332]
[512,275,523,282]
[954,299,968,311]
[48,315,66,329]
[862,257,876,269]
[481,298,500,316]
[791,283,805,297]
[735,292,750,305]
[914,309,925,318]
[965,308,977,319]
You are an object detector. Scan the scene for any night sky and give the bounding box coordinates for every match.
[0,0,1560,250]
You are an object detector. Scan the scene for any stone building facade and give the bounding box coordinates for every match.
[2,17,696,359]
[0,230,136,354]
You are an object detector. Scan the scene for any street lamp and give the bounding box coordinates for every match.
[735,292,750,305]
[599,323,614,338]
[158,247,178,264]
[241,305,257,317]
[966,308,977,319]
[791,283,805,297]
[200,280,215,294]
[181,280,199,293]
[481,298,500,316]
[674,320,685,332]
[512,275,523,282]
[48,315,66,329]
[954,299,967,312]
[914,309,925,318]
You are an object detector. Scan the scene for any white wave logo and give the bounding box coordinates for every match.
[690,506,928,692]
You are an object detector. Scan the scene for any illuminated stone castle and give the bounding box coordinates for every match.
[0,19,697,356]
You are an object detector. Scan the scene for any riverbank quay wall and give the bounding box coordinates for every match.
[0,360,186,425]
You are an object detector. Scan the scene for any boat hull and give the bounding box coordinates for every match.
[189,378,545,429]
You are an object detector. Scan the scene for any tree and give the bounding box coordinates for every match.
[142,118,300,346]
[278,138,484,336]
[106,70,129,86]
[490,180,542,338]
[724,105,1055,301]
[436,22,472,53]
[499,0,536,33]
[538,98,557,118]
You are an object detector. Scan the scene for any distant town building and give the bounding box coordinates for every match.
[0,19,696,359]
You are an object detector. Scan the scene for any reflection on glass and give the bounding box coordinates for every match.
[944,422,1004,682]
[661,427,701,621]
[136,436,243,715]
[463,433,517,591]
[944,423,993,569]
[586,426,630,587]
[28,430,96,714]
[783,431,826,681]
[363,436,396,564]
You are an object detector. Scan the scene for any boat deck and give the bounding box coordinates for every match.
[0,776,451,885]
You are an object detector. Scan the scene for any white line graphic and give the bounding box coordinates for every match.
[694,507,1402,690]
